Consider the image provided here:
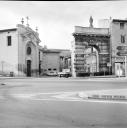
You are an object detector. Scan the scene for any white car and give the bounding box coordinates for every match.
[47,71,58,76]
[58,71,71,78]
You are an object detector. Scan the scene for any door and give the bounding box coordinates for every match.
[27,60,31,77]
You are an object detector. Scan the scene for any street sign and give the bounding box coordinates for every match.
[117,46,127,50]
[115,56,125,63]
[117,52,127,56]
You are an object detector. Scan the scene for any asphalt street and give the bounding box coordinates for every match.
[0,77,127,128]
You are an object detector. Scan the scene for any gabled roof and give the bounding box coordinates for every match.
[43,48,71,55]
[112,19,127,23]
[43,49,61,53]
[0,28,17,33]
[17,24,41,43]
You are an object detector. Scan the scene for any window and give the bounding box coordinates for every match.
[121,35,125,43]
[7,36,11,46]
[27,47,31,55]
[120,23,124,29]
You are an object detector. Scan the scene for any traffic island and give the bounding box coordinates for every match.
[87,94,127,101]
[78,89,127,101]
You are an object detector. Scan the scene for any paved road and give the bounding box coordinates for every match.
[0,77,127,128]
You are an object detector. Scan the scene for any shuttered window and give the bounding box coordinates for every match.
[121,35,125,43]
[7,36,11,46]
[120,23,124,29]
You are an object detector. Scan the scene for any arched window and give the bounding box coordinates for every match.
[27,47,31,55]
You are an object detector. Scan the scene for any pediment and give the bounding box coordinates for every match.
[18,24,41,44]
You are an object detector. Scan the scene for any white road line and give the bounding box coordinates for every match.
[29,97,127,104]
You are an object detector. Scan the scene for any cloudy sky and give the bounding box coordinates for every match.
[0,1,127,49]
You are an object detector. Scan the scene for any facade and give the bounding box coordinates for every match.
[41,48,71,75]
[0,24,41,77]
[72,17,127,77]
[110,19,127,76]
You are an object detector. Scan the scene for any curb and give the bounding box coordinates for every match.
[78,92,127,101]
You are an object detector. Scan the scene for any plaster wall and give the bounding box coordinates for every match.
[0,30,18,75]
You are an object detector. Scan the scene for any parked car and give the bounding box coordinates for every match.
[46,71,58,76]
[58,69,71,78]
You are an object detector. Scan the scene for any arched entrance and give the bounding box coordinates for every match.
[25,41,39,77]
[27,60,31,77]
[26,43,32,77]
[85,46,99,74]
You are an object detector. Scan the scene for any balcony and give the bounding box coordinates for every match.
[74,61,85,65]
[75,51,85,54]
[74,58,85,61]
[74,65,84,68]
[74,62,84,65]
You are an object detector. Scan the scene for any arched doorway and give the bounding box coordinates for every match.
[26,45,32,77]
[85,46,99,74]
[27,60,31,77]
[85,47,99,73]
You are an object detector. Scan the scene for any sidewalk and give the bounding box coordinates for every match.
[0,75,127,81]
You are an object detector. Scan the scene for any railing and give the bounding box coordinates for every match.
[74,58,85,61]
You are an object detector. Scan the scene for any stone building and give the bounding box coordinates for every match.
[41,48,71,75]
[71,17,127,77]
[0,22,41,77]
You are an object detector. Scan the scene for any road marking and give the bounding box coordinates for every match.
[12,91,127,104]
[31,98,127,104]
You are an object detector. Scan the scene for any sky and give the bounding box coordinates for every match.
[0,1,127,50]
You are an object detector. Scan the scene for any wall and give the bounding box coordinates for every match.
[17,24,40,76]
[0,30,18,75]
[42,49,71,75]
[42,52,60,74]
[110,21,127,75]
